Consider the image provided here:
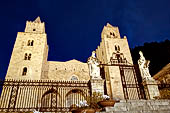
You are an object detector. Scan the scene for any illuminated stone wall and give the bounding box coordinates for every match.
[96,23,134,99]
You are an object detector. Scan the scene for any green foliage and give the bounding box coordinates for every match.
[86,92,103,109]
[131,39,170,76]
[154,88,170,99]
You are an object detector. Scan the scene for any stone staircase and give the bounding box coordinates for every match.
[98,100,170,113]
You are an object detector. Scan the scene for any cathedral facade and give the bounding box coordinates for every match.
[6,17,90,81]
[0,17,144,112]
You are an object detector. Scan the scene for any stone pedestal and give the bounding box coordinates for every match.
[90,78,105,95]
[142,77,160,99]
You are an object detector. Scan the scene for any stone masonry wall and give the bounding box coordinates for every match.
[47,60,90,81]
[95,24,134,100]
[6,32,48,80]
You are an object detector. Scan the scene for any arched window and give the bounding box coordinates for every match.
[22,67,27,76]
[27,40,34,46]
[28,54,31,60]
[24,53,28,60]
[118,45,120,51]
[27,40,31,46]
[112,32,115,36]
[24,53,31,60]
[31,40,34,46]
[71,76,78,81]
[110,32,115,37]
[115,45,120,52]
[115,45,117,51]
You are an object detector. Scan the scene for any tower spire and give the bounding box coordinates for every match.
[34,16,41,23]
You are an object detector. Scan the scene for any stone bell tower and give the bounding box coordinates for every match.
[6,17,48,80]
[96,23,133,99]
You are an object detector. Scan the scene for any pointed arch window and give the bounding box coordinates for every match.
[22,67,27,76]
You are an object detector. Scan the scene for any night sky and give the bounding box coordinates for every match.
[0,0,170,80]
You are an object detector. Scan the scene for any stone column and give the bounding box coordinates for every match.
[90,78,105,95]
[142,77,160,99]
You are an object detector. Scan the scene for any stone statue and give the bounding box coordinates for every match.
[138,51,151,80]
[87,51,101,79]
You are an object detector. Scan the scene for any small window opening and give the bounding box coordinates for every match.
[22,67,27,76]
[27,40,34,46]
[24,53,28,60]
[28,54,31,60]
[115,45,120,51]
[102,51,104,55]
[118,46,120,51]
[110,32,115,37]
[27,40,31,46]
[71,76,78,81]
[112,32,115,36]
[33,29,36,31]
[31,40,34,46]
[115,46,117,51]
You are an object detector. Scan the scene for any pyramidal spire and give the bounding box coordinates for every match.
[34,16,41,23]
[106,23,114,28]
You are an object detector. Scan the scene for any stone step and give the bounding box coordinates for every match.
[99,110,170,113]
[98,110,170,113]
[98,100,170,113]
[115,100,170,106]
[111,105,170,111]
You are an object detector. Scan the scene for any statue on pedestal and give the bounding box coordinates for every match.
[87,51,101,79]
[138,51,151,80]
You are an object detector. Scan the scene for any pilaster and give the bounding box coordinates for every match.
[142,77,160,99]
[90,78,105,95]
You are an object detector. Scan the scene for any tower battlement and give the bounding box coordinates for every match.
[101,23,121,39]
[25,16,45,34]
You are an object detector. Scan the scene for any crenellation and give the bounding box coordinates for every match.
[5,17,48,80]
[25,18,45,34]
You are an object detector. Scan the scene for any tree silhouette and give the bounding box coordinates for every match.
[131,39,170,76]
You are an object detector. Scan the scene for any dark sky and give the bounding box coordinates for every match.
[0,0,170,79]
